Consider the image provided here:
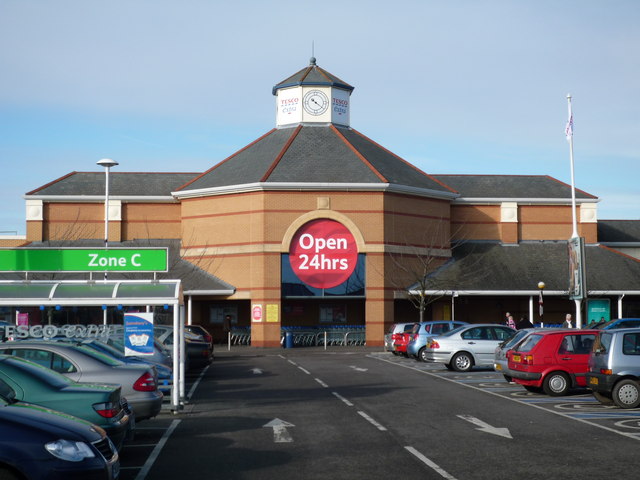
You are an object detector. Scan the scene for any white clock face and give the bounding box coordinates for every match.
[303,90,329,116]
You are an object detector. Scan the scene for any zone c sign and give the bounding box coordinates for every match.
[289,219,358,289]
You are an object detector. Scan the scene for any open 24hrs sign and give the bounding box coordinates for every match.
[289,219,357,289]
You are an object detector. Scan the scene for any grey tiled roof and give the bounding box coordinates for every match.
[28,172,200,197]
[431,175,597,199]
[598,220,640,243]
[178,125,454,194]
[0,239,234,294]
[414,241,640,293]
[272,58,354,94]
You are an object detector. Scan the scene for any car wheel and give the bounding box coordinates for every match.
[543,371,570,396]
[418,347,428,362]
[444,363,454,371]
[452,352,473,372]
[592,391,614,405]
[503,374,513,383]
[0,468,21,480]
[613,379,640,409]
[391,351,399,356]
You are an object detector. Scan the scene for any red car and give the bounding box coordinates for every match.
[391,323,418,356]
[507,329,597,396]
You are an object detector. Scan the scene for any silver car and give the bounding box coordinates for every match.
[586,327,640,408]
[0,341,163,420]
[424,324,516,372]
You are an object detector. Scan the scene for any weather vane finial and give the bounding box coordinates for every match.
[310,41,316,65]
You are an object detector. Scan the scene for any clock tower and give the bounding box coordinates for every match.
[273,57,354,128]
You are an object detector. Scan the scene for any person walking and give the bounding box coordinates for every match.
[562,313,573,328]
[517,316,534,330]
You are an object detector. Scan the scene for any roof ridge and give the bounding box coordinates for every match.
[26,171,79,195]
[330,125,388,182]
[176,129,277,191]
[349,129,458,194]
[261,125,303,182]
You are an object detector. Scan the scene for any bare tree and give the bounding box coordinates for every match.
[383,220,485,323]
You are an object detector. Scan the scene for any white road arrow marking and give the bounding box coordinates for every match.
[263,418,295,443]
[456,415,512,439]
[251,368,263,375]
[350,366,368,372]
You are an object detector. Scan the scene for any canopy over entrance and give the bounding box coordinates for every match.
[0,279,181,307]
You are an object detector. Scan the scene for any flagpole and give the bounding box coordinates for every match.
[566,94,578,239]
[566,94,582,327]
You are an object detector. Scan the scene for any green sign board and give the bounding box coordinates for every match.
[0,248,168,272]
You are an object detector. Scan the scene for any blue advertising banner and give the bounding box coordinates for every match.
[124,313,154,356]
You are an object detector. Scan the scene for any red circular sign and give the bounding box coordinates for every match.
[289,219,358,289]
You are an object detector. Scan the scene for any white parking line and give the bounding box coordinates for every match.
[404,446,458,479]
[187,363,210,400]
[134,419,181,480]
[287,359,298,366]
[332,392,354,407]
[357,411,387,431]
[315,378,329,388]
[298,366,311,375]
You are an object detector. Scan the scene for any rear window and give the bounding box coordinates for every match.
[594,332,612,354]
[515,334,543,353]
[74,345,122,366]
[622,332,640,355]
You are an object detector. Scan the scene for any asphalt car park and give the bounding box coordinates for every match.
[371,350,640,439]
[87,345,640,480]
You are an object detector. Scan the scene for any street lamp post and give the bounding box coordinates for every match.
[97,158,118,325]
[538,282,545,327]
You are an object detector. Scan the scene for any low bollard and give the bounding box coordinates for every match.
[285,331,294,348]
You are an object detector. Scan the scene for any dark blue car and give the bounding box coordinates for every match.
[0,394,119,480]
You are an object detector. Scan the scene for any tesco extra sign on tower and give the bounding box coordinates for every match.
[289,219,358,289]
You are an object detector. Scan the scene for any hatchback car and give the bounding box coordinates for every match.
[0,341,163,421]
[424,324,516,372]
[593,318,640,330]
[507,329,597,396]
[587,327,640,408]
[154,325,213,369]
[493,328,553,382]
[0,355,131,450]
[0,393,120,480]
[407,321,468,361]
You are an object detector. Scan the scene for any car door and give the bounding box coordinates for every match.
[460,327,497,365]
[555,333,596,386]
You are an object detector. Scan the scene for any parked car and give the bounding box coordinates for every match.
[507,329,597,395]
[385,322,414,354]
[154,325,213,369]
[0,354,131,450]
[592,318,640,330]
[0,341,163,421]
[0,393,120,480]
[185,325,214,356]
[424,324,516,372]
[587,327,640,408]
[494,328,552,382]
[407,321,468,361]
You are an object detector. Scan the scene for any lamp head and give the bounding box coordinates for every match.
[538,281,546,290]
[97,158,118,168]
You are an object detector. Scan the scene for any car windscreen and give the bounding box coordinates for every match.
[440,325,467,337]
[73,345,123,366]
[5,357,73,388]
[514,334,543,353]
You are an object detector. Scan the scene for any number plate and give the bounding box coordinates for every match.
[512,354,521,363]
[589,377,598,385]
[495,364,502,371]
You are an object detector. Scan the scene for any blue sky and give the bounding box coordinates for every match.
[1,0,638,235]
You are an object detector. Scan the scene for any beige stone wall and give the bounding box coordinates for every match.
[122,203,182,240]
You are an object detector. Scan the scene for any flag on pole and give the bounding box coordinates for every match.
[565,97,574,141]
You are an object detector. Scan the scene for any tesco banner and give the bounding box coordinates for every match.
[289,219,358,289]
